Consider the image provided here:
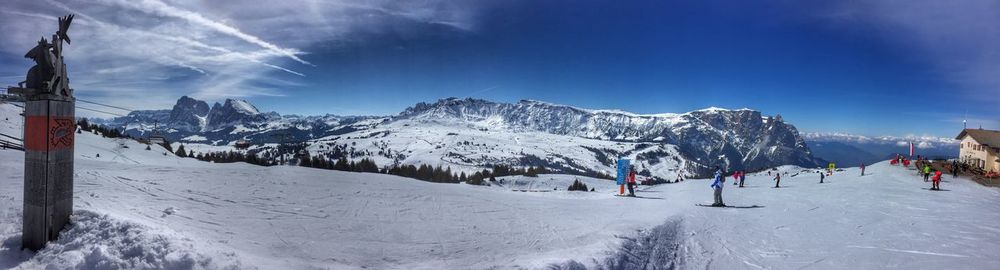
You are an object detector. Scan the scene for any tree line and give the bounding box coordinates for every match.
[76,119,551,185]
[299,155,549,185]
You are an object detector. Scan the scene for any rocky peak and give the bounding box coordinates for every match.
[205,99,269,131]
[167,96,210,132]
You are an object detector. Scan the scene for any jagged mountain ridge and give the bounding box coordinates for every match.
[107,96,820,177]
[302,98,819,177]
[389,98,817,174]
[107,96,380,144]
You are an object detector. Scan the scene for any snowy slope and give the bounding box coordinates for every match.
[307,118,687,177]
[3,103,1000,269]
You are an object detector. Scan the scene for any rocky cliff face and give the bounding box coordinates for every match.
[109,97,375,145]
[397,98,819,175]
[204,99,273,131]
[167,96,209,132]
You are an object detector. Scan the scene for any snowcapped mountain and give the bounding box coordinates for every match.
[106,96,380,145]
[168,95,210,132]
[204,99,273,131]
[105,96,819,177]
[308,98,820,177]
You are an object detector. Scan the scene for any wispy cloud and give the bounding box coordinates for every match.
[0,0,484,116]
[96,0,313,66]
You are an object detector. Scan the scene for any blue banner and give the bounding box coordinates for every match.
[616,159,630,185]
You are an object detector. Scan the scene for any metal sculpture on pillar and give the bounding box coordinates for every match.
[7,14,76,251]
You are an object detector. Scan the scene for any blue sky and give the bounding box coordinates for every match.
[1,0,998,137]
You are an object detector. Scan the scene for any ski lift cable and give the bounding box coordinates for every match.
[76,98,134,112]
[3,88,132,113]
[0,132,22,142]
[77,106,127,117]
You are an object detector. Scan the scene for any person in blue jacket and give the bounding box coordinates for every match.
[711,167,726,207]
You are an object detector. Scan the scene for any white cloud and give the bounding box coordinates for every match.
[0,0,484,115]
[95,0,312,66]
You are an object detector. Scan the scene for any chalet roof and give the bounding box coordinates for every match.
[956,128,1000,147]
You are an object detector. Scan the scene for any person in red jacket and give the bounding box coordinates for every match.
[733,171,740,186]
[627,166,637,196]
[932,169,943,190]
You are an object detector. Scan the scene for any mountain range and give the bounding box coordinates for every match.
[105,96,824,177]
[802,132,958,166]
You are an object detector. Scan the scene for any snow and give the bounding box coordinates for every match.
[694,106,730,112]
[521,99,684,119]
[229,100,260,115]
[308,119,685,176]
[2,103,1000,269]
[2,211,237,269]
[181,135,208,142]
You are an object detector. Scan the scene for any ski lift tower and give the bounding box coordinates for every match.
[6,14,77,251]
[148,120,166,145]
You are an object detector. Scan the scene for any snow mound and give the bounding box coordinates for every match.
[1,211,243,270]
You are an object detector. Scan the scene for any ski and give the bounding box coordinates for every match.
[696,204,763,208]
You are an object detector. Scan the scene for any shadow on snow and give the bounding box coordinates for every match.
[547,217,685,270]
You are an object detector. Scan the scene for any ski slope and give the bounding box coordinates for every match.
[2,103,1000,269]
[306,118,687,178]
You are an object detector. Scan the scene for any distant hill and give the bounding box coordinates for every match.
[803,132,958,166]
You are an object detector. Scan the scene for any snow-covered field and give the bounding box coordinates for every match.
[306,118,687,177]
[2,103,1000,269]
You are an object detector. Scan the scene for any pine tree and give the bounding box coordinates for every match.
[161,140,173,153]
[568,179,589,191]
[175,144,187,158]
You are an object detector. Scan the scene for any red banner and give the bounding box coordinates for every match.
[24,116,75,151]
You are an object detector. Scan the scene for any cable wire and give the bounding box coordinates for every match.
[76,98,135,112]
[76,106,127,117]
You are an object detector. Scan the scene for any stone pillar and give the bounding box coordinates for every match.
[21,95,74,251]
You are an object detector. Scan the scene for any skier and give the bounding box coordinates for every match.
[710,167,725,207]
[860,163,866,176]
[733,171,740,186]
[932,169,943,190]
[952,160,960,177]
[773,172,782,188]
[627,166,637,197]
[923,164,931,182]
[739,171,746,187]
[820,171,825,183]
